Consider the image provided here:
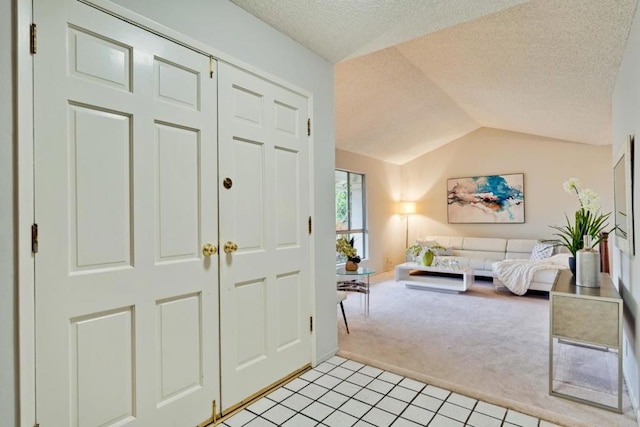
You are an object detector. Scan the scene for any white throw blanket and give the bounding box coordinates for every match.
[493,254,569,295]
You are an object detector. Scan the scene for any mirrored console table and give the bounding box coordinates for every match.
[549,270,623,413]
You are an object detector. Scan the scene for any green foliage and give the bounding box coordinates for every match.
[548,178,616,257]
[549,208,612,257]
[335,180,348,230]
[406,244,423,256]
[336,236,360,262]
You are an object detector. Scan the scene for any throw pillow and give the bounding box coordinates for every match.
[530,242,554,260]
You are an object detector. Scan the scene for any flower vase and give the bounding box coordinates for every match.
[568,257,576,275]
[422,250,434,266]
[576,248,600,287]
[345,260,359,271]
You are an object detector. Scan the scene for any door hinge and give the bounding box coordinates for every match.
[197,399,217,427]
[31,224,38,254]
[309,316,313,333]
[30,23,37,54]
[308,216,312,235]
[34,424,39,427]
[307,118,311,136]
[209,56,214,79]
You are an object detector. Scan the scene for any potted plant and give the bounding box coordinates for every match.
[337,236,361,271]
[548,178,615,273]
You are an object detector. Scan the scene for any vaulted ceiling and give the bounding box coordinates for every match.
[230,0,638,165]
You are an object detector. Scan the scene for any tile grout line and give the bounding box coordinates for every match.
[323,357,486,427]
[325,357,473,427]
[224,355,547,427]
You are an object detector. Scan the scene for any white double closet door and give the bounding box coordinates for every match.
[33,1,311,425]
[218,64,311,410]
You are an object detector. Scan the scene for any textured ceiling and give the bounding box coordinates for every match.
[231,0,638,165]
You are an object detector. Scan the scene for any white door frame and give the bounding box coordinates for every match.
[16,0,36,424]
[15,1,317,425]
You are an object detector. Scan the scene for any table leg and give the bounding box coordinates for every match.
[365,275,370,318]
[337,278,370,318]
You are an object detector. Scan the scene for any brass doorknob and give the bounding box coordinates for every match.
[202,243,217,257]
[224,241,238,254]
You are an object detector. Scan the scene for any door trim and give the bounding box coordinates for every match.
[16,0,36,425]
[17,1,317,425]
[82,0,312,100]
[221,364,311,418]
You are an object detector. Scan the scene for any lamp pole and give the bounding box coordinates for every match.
[405,214,409,249]
[399,201,416,249]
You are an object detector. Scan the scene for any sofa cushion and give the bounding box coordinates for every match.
[447,256,495,275]
[462,237,507,252]
[506,239,538,252]
[457,257,486,269]
[469,258,500,271]
[531,268,559,283]
[505,239,539,259]
[449,256,469,268]
[453,249,506,261]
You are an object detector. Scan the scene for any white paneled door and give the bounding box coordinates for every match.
[34,1,219,425]
[218,63,312,411]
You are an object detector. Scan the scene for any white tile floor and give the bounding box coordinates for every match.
[220,356,560,427]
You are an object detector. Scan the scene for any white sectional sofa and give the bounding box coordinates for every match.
[419,236,566,292]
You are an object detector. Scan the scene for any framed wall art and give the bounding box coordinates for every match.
[447,173,525,224]
[613,135,634,255]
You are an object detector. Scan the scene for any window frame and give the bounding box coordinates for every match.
[335,168,367,263]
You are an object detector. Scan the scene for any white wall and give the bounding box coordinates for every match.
[336,127,615,268]
[613,1,640,413]
[108,0,337,363]
[1,0,17,425]
[335,149,403,272]
[401,128,613,243]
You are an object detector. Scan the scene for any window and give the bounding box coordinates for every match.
[335,169,367,263]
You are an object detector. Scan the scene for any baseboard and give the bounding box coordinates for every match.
[314,346,338,367]
[623,369,640,427]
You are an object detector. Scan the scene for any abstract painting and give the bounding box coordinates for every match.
[447,173,525,223]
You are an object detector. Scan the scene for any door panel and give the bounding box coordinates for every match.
[71,308,135,427]
[218,63,311,411]
[68,26,132,91]
[69,105,132,271]
[155,123,200,262]
[236,279,268,367]
[34,1,218,425]
[232,138,266,249]
[275,148,300,246]
[276,272,303,349]
[155,59,200,108]
[156,294,203,404]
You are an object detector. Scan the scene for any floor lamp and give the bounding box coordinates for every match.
[399,201,417,248]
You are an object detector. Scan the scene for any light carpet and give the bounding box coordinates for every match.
[337,271,637,427]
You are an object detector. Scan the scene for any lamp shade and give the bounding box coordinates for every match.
[399,201,417,215]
